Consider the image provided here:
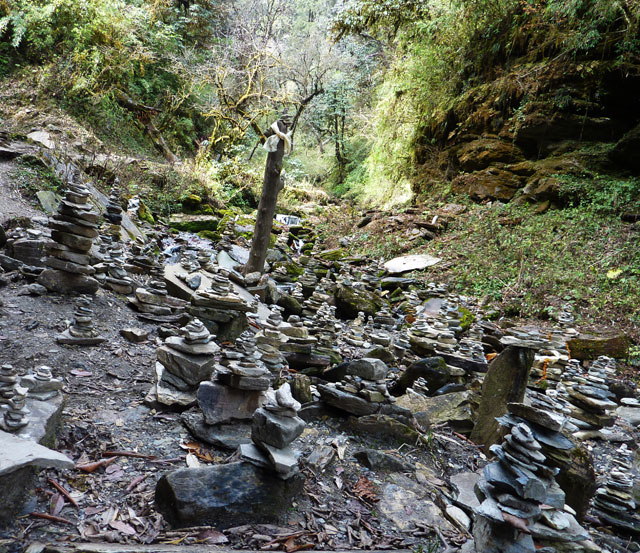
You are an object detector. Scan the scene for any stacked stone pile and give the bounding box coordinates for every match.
[591,445,640,533]
[21,365,62,401]
[564,356,618,431]
[57,296,106,345]
[196,331,270,432]
[0,365,30,432]
[242,383,305,479]
[38,183,100,294]
[475,401,594,552]
[189,270,252,337]
[147,319,218,407]
[255,306,288,374]
[280,315,324,371]
[318,358,395,415]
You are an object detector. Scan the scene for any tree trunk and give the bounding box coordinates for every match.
[244,120,287,274]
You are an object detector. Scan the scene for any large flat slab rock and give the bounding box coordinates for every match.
[155,461,304,528]
[384,254,441,275]
[566,333,630,360]
[0,430,73,477]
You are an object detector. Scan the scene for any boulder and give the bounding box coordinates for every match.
[354,449,414,472]
[317,384,378,416]
[390,357,450,396]
[169,214,220,233]
[155,462,303,528]
[347,358,388,380]
[470,345,534,451]
[451,168,525,202]
[334,284,385,319]
[566,333,630,360]
[396,389,478,432]
[347,414,421,445]
[456,138,525,172]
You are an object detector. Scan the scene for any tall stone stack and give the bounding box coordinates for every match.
[38,183,100,294]
[0,365,29,432]
[474,403,594,553]
[255,306,288,374]
[241,383,305,479]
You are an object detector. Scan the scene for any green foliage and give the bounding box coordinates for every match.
[556,173,640,214]
[428,202,640,331]
[10,156,62,196]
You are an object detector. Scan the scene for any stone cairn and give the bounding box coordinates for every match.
[197,331,270,430]
[280,315,322,371]
[104,185,123,240]
[474,401,593,552]
[57,296,107,345]
[255,306,288,374]
[564,355,618,432]
[130,265,186,322]
[147,319,218,407]
[189,270,252,337]
[126,244,156,275]
[591,444,640,533]
[38,183,100,294]
[241,383,305,480]
[298,266,318,298]
[318,357,394,415]
[21,365,63,401]
[0,364,29,432]
[103,239,135,295]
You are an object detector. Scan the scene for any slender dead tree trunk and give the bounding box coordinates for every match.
[244,119,288,274]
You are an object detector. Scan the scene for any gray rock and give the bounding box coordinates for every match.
[251,408,305,449]
[317,384,378,416]
[155,461,304,528]
[157,346,216,386]
[347,358,388,380]
[470,345,534,453]
[354,449,414,472]
[120,327,150,343]
[0,429,73,477]
[390,356,450,396]
[451,471,481,510]
[198,381,265,425]
[181,411,252,450]
[37,268,99,294]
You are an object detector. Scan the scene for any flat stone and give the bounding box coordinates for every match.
[50,229,93,252]
[384,254,441,275]
[46,255,95,275]
[217,372,271,391]
[37,268,99,294]
[347,414,421,445]
[317,384,378,416]
[56,328,106,346]
[617,406,640,426]
[198,381,265,425]
[378,478,454,532]
[155,461,304,528]
[396,389,477,431]
[157,346,215,386]
[507,403,565,432]
[120,327,150,343]
[566,334,630,360]
[354,449,414,472]
[181,411,252,450]
[470,346,534,452]
[256,442,300,479]
[446,505,471,530]
[0,429,73,477]
[164,335,219,355]
[451,471,481,510]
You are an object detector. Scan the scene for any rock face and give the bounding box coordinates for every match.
[470,345,534,451]
[155,462,303,529]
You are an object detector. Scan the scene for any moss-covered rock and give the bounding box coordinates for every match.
[170,214,220,233]
[137,200,155,225]
[198,230,220,242]
[180,193,202,212]
[335,284,386,319]
[317,248,346,261]
[566,334,630,360]
[458,307,475,332]
[276,293,303,316]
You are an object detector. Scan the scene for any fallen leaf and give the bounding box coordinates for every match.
[197,529,229,544]
[50,493,65,516]
[109,520,136,536]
